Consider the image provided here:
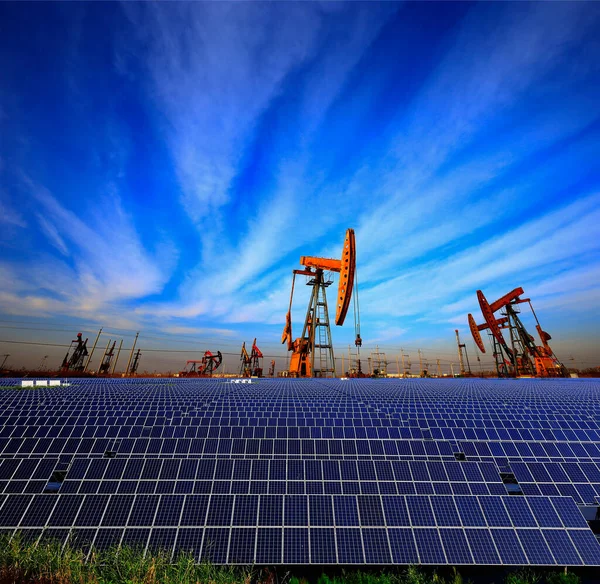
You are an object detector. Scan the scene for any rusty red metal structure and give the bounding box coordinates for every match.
[240,339,264,377]
[468,287,568,378]
[180,350,223,377]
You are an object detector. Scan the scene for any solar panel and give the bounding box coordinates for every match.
[440,528,473,565]
[490,529,528,565]
[414,528,446,564]
[2,377,600,566]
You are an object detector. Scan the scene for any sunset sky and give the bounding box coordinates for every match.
[1,2,599,373]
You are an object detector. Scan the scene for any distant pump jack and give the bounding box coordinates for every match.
[467,287,568,378]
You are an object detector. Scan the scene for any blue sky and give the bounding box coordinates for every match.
[1,2,599,372]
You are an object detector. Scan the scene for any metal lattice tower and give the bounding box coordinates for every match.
[303,271,336,378]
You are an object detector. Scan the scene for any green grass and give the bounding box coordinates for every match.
[0,533,583,584]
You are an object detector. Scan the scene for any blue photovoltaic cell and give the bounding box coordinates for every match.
[440,528,473,565]
[491,529,528,565]
[388,528,419,564]
[94,528,122,551]
[206,495,234,526]
[154,495,184,526]
[517,530,555,565]
[309,495,334,526]
[465,529,501,565]
[406,496,436,526]
[567,530,600,565]
[256,528,282,564]
[232,495,258,526]
[310,528,336,563]
[147,528,176,556]
[527,497,563,528]
[334,496,360,527]
[478,497,511,527]
[77,495,109,526]
[382,496,410,526]
[414,528,446,564]
[0,494,32,525]
[503,497,537,527]
[285,495,308,526]
[357,496,385,526]
[176,528,204,558]
[362,528,392,564]
[180,495,209,526]
[549,497,588,528]
[455,496,486,527]
[542,530,582,565]
[430,496,461,527]
[336,529,364,564]
[128,495,159,526]
[20,496,57,527]
[284,528,309,564]
[101,495,134,526]
[47,495,84,526]
[229,528,256,564]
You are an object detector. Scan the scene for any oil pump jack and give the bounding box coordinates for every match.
[240,338,264,377]
[281,228,361,377]
[180,350,223,377]
[468,287,568,378]
[60,332,89,372]
[98,340,117,374]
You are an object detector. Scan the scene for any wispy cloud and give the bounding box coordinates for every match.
[0,188,26,228]
[0,176,177,323]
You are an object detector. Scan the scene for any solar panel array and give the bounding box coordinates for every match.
[1,377,600,566]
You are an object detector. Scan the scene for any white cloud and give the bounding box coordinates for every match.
[36,213,69,256]
[0,189,26,228]
[0,176,177,323]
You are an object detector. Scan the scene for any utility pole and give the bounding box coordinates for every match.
[348,345,352,374]
[418,349,424,376]
[84,328,103,372]
[341,354,344,377]
[111,340,123,375]
[126,332,139,375]
[1,354,10,370]
[569,355,578,373]
[436,359,441,377]
[396,355,400,377]
[450,363,455,377]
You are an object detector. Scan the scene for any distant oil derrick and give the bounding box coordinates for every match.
[181,350,222,377]
[98,340,116,374]
[60,332,88,372]
[468,287,568,378]
[240,338,264,377]
[369,345,388,377]
[128,349,141,375]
